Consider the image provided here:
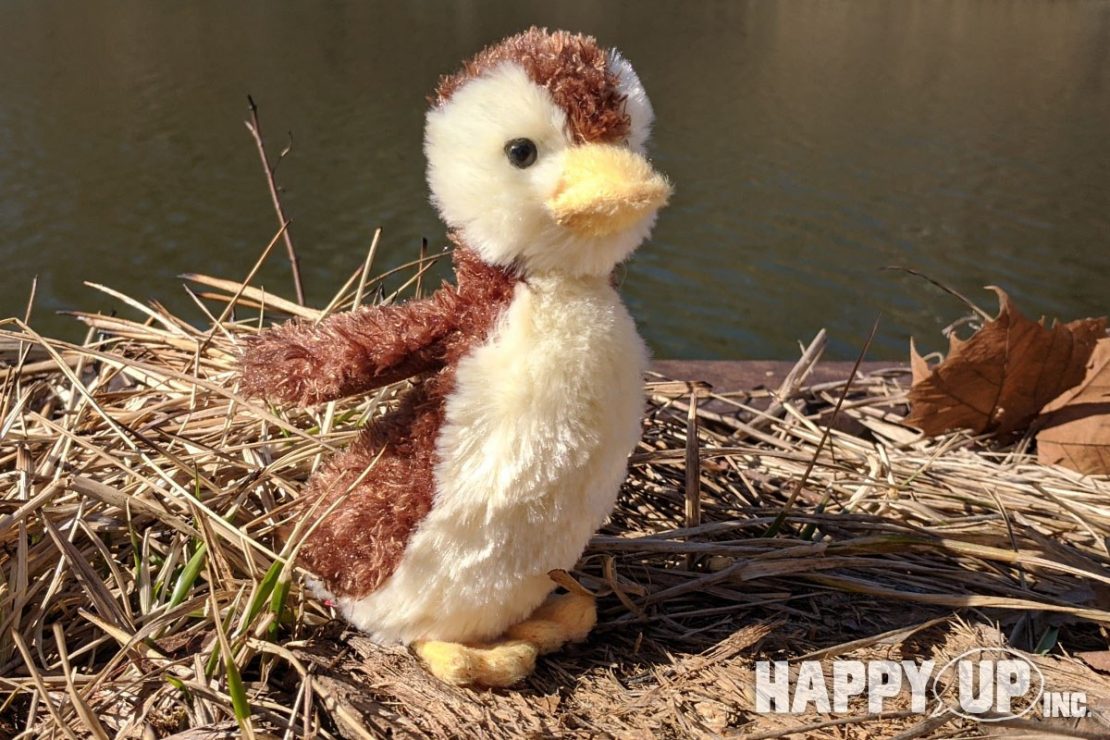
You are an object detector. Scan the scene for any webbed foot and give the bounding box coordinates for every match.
[414,574,597,687]
[413,639,539,688]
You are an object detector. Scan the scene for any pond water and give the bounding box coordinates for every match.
[2,0,1108,359]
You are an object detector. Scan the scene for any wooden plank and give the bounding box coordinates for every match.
[650,360,902,393]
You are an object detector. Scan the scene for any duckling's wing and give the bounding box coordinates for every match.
[239,286,461,406]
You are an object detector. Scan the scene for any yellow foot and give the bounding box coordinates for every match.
[505,591,597,654]
[414,573,597,688]
[414,639,538,688]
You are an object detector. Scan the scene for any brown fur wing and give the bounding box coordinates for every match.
[291,244,521,599]
[239,288,461,407]
[295,377,446,598]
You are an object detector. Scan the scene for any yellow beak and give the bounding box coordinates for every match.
[546,144,672,238]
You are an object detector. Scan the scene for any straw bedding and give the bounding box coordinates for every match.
[2,260,1109,738]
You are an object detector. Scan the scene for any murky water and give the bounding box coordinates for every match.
[2,0,1108,359]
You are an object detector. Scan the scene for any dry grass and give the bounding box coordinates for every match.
[2,242,1110,738]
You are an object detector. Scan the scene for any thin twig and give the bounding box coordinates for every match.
[354,228,383,308]
[245,95,305,306]
[684,390,701,570]
[763,316,880,537]
[884,266,992,322]
[415,237,428,299]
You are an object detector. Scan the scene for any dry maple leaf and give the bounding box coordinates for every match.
[1077,649,1110,674]
[907,287,1106,437]
[1035,338,1110,475]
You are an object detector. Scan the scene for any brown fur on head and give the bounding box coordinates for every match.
[433,27,631,145]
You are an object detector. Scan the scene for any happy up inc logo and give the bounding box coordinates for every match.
[755,647,1086,721]
[931,648,1043,720]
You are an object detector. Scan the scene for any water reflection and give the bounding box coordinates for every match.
[1,0,1107,358]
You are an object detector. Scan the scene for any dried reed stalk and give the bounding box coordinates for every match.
[2,247,1109,738]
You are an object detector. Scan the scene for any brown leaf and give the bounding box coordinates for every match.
[1035,338,1110,474]
[907,287,1106,436]
[1076,650,1110,674]
[909,337,931,386]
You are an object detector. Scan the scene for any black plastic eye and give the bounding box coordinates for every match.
[504,138,538,168]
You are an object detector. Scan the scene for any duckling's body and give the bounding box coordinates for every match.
[239,27,670,684]
[341,272,647,643]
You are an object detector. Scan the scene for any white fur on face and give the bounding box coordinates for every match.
[424,58,660,277]
[608,50,655,154]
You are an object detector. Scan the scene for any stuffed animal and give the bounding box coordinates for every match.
[239,27,670,687]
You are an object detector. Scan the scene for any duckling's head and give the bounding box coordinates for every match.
[425,27,671,278]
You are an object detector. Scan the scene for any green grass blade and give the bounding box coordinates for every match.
[168,544,207,609]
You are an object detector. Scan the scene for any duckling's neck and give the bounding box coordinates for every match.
[523,269,615,296]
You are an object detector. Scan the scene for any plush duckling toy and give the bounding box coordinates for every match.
[239,27,670,687]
